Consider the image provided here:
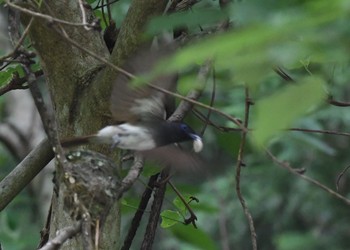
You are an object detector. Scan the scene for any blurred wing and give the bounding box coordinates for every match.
[141,145,203,172]
[110,47,178,123]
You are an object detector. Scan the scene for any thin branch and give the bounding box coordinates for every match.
[116,155,144,199]
[327,96,350,107]
[288,128,350,137]
[38,221,82,250]
[192,109,242,132]
[78,0,92,30]
[199,66,216,136]
[5,0,99,29]
[274,67,294,82]
[94,0,120,9]
[168,181,197,228]
[235,88,257,250]
[21,55,68,171]
[100,0,108,26]
[336,164,350,192]
[265,149,350,206]
[151,76,245,131]
[106,0,112,23]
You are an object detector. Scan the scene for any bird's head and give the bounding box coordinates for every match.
[158,122,203,153]
[181,124,203,153]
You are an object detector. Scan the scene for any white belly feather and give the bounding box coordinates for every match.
[96,124,156,150]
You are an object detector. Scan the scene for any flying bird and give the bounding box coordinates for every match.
[62,47,203,169]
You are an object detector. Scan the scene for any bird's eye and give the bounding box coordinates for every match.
[180,124,188,131]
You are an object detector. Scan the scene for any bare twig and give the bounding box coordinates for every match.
[336,165,350,192]
[116,155,145,199]
[274,67,294,82]
[106,0,112,23]
[265,149,350,206]
[235,88,257,250]
[327,96,350,107]
[94,0,120,9]
[289,128,350,137]
[39,221,82,250]
[141,169,169,250]
[192,109,242,132]
[168,181,198,228]
[20,55,68,171]
[78,0,92,30]
[199,66,216,135]
[94,219,100,250]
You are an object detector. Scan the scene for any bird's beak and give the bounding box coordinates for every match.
[190,134,203,153]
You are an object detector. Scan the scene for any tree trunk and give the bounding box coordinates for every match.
[16,0,167,248]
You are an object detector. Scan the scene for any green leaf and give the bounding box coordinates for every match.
[160,210,182,228]
[93,10,109,30]
[170,223,219,250]
[172,194,196,214]
[141,162,161,177]
[177,74,202,95]
[252,76,326,147]
[0,65,24,87]
[152,0,345,85]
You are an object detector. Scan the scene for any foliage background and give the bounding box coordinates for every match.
[1,0,350,249]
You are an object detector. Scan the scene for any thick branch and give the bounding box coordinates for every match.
[0,139,53,211]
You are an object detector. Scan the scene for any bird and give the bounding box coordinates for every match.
[62,46,203,169]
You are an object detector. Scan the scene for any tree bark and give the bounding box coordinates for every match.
[16,0,168,248]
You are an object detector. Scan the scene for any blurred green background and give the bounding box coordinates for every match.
[1,0,350,249]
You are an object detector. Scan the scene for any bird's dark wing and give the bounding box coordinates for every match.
[140,145,203,171]
[110,47,178,123]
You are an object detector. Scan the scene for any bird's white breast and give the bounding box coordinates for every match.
[96,124,156,150]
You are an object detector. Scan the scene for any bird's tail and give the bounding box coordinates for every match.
[61,135,96,147]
